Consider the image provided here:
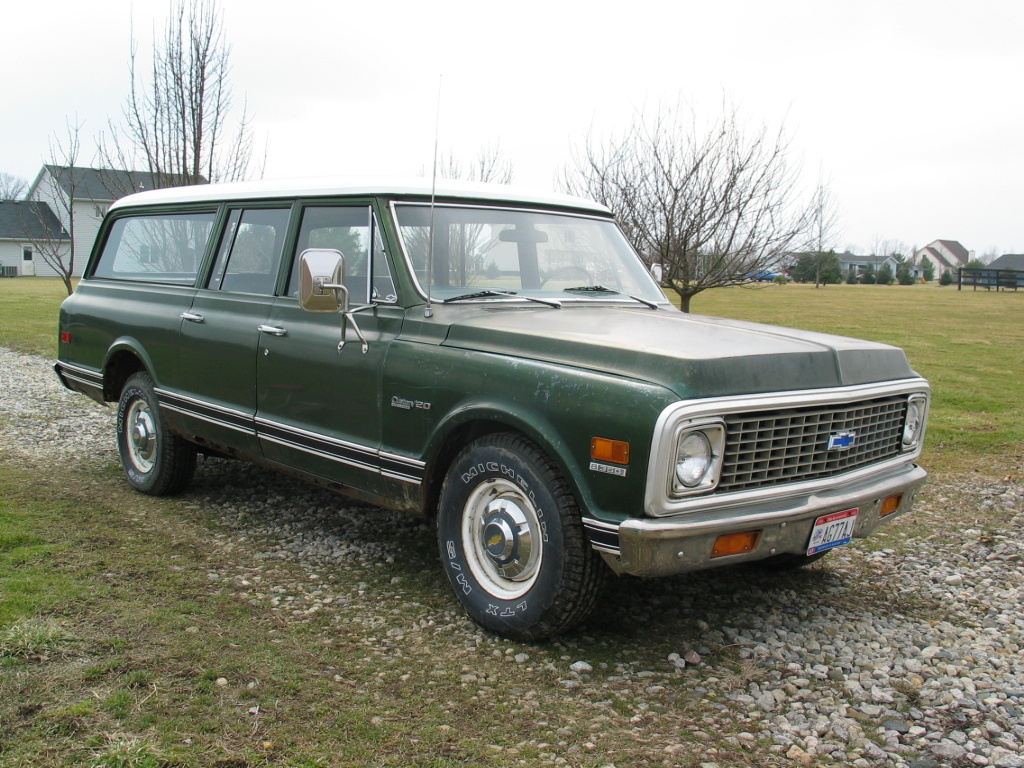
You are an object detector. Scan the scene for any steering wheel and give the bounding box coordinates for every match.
[540,265,592,287]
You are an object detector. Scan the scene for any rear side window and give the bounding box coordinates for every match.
[93,212,216,284]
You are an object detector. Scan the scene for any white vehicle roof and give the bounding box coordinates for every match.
[109,176,611,215]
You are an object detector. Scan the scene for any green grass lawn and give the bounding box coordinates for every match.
[0,277,74,357]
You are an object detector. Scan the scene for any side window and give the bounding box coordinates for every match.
[92,211,216,284]
[208,207,291,295]
[287,206,395,303]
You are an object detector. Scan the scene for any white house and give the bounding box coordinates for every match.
[914,240,971,276]
[837,252,902,279]
[0,200,70,276]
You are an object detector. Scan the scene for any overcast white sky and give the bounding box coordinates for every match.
[4,0,1022,256]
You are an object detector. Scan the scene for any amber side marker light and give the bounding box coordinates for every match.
[591,437,630,465]
[880,494,903,517]
[711,530,760,558]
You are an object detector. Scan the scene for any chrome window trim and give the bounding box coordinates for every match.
[388,200,664,304]
[645,378,930,518]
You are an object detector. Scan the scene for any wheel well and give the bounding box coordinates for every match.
[103,351,146,402]
[422,419,521,520]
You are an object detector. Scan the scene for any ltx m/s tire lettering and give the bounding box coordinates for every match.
[437,432,606,641]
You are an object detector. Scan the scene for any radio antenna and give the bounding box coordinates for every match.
[424,75,442,318]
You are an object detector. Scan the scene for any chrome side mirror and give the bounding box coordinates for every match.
[297,248,368,353]
[299,248,348,313]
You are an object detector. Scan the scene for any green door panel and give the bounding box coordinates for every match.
[255,300,405,494]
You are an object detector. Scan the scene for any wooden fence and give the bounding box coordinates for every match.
[958,268,1024,291]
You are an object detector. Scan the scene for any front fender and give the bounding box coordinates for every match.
[381,341,678,523]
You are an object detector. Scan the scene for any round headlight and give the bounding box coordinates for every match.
[676,431,712,487]
[903,400,922,445]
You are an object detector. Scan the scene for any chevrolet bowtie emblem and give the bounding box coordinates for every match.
[827,431,857,451]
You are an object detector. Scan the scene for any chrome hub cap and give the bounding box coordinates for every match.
[126,400,157,473]
[463,479,543,600]
[482,504,532,576]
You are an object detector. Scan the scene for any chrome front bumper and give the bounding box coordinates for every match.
[600,462,926,578]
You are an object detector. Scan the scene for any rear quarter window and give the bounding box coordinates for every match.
[92,211,217,284]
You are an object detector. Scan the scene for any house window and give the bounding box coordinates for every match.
[23,247,32,261]
[94,204,110,218]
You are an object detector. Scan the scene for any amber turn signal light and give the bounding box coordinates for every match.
[591,437,630,465]
[710,530,760,558]
[880,494,903,517]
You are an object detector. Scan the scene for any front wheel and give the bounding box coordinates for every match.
[116,372,196,495]
[437,433,606,640]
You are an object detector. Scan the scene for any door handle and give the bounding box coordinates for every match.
[180,312,205,323]
[258,324,287,336]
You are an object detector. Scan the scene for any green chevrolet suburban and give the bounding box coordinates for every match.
[56,178,929,639]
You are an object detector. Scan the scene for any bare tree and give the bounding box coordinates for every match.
[808,176,840,287]
[869,236,909,260]
[563,102,811,312]
[437,143,515,184]
[97,0,254,193]
[0,173,28,200]
[18,121,81,295]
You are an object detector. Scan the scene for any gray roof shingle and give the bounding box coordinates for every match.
[988,254,1024,271]
[0,200,70,241]
[36,165,203,202]
[935,240,969,262]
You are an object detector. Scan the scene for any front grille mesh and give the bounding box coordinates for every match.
[719,396,907,492]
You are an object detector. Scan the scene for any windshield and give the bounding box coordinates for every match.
[394,204,666,303]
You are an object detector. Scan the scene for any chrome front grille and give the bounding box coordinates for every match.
[719,396,907,492]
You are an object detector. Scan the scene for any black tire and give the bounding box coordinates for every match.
[116,372,196,496]
[753,550,831,571]
[437,433,606,641]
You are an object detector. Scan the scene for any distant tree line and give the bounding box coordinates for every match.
[788,251,950,286]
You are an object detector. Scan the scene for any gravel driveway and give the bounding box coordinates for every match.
[3,347,1022,768]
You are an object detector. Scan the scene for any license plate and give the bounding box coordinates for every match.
[806,508,858,556]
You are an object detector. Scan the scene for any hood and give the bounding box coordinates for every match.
[440,305,914,399]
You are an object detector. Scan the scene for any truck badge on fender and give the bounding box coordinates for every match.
[391,396,431,411]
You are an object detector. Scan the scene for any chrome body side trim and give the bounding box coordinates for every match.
[150,389,425,484]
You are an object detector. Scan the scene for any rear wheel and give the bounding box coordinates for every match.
[116,372,196,495]
[437,433,606,640]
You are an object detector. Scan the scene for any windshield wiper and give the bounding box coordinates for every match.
[563,285,660,310]
[442,289,561,308]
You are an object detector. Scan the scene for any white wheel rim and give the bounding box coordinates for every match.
[461,478,543,600]
[126,399,157,473]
